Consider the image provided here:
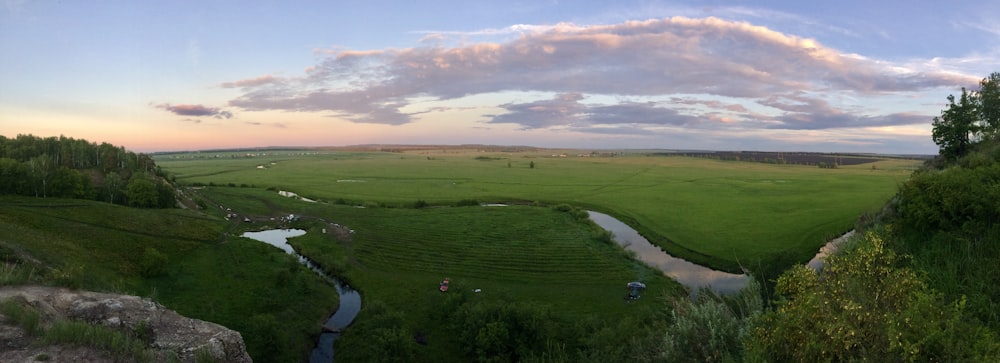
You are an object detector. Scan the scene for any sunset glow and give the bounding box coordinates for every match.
[2,1,997,153]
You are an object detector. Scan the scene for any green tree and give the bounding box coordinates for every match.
[104,171,123,204]
[126,176,158,208]
[0,157,29,194]
[932,89,977,160]
[932,72,1000,160]
[27,154,54,197]
[976,72,1000,139]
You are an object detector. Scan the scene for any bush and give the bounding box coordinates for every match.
[655,280,762,362]
[896,164,1000,234]
[139,247,168,278]
[451,299,554,362]
[552,204,573,212]
[745,230,1000,362]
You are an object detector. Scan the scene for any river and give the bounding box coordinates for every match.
[587,211,852,294]
[240,229,361,363]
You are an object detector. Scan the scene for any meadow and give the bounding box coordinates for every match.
[0,148,923,361]
[194,186,680,360]
[160,148,919,360]
[159,148,920,271]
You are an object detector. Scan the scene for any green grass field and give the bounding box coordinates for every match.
[193,186,680,360]
[159,150,919,271]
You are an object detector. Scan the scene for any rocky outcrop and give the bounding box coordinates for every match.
[0,285,252,363]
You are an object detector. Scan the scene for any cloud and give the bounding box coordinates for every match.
[220,75,282,88]
[758,93,932,129]
[488,93,714,129]
[244,121,288,128]
[222,16,979,133]
[156,103,234,119]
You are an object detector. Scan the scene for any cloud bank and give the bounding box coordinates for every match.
[222,16,978,139]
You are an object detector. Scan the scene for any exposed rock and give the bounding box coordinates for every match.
[0,285,252,363]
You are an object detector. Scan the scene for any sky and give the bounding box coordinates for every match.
[1,1,998,154]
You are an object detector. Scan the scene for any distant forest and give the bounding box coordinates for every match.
[0,134,174,208]
[655,151,931,167]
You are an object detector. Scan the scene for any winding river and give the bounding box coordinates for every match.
[241,229,360,363]
[587,211,851,294]
[241,208,851,361]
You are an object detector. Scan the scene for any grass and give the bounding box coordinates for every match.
[191,186,681,359]
[159,150,917,271]
[1,298,158,362]
[0,195,340,362]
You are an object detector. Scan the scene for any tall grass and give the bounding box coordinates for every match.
[1,298,158,362]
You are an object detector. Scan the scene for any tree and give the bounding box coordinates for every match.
[932,89,977,160]
[105,171,123,204]
[126,176,158,208]
[932,72,1000,160]
[27,154,54,197]
[976,72,1000,139]
[0,157,29,195]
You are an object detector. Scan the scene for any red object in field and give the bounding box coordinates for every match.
[439,279,450,292]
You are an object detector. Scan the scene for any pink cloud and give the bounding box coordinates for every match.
[219,75,282,89]
[221,16,976,131]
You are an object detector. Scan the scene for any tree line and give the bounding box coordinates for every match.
[0,134,174,208]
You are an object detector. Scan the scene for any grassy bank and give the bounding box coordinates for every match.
[0,196,340,362]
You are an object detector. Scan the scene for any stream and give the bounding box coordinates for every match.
[241,207,852,361]
[240,229,360,363]
[587,211,852,294]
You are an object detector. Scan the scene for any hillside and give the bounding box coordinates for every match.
[0,196,341,362]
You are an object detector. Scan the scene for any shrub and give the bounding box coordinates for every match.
[552,204,573,212]
[654,280,762,362]
[139,247,168,278]
[745,230,1000,362]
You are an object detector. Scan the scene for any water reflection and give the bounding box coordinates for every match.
[588,211,750,294]
[588,211,855,295]
[241,229,360,363]
[806,230,854,270]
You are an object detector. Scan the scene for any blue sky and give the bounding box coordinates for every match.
[2,0,997,153]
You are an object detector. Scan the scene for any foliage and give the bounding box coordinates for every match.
[892,138,1000,331]
[0,134,173,208]
[895,162,1000,234]
[127,176,159,208]
[932,72,1000,160]
[932,89,978,160]
[746,230,1000,362]
[449,298,553,362]
[653,280,763,363]
[334,301,418,362]
[139,247,168,277]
